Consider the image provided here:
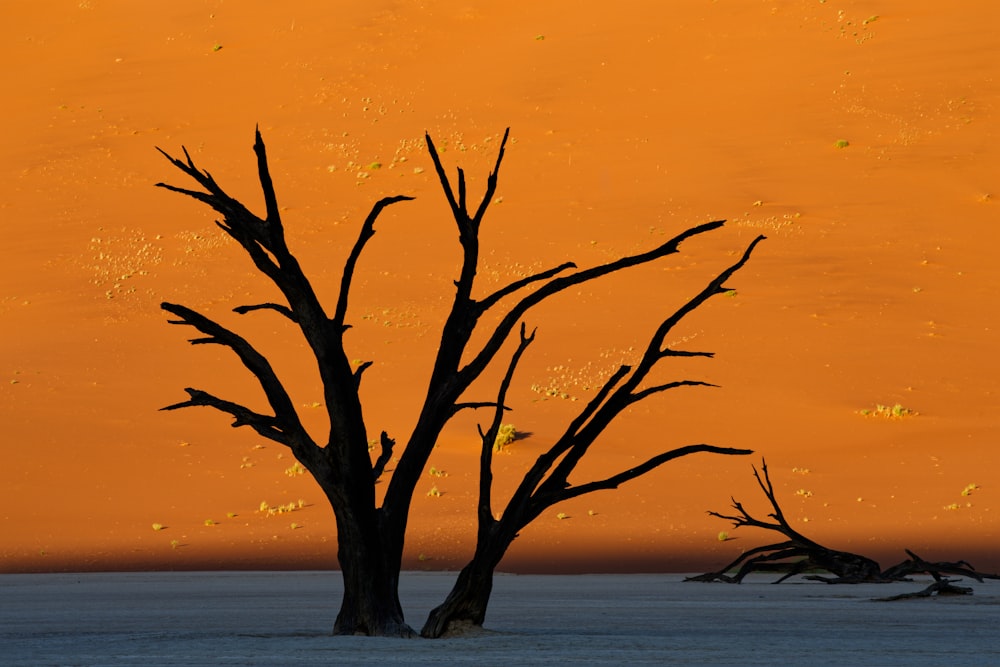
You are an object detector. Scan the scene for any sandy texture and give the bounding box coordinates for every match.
[2,572,998,665]
[2,1,998,575]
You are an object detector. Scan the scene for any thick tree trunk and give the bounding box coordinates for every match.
[420,529,510,638]
[324,485,415,637]
[334,555,412,636]
[421,555,498,638]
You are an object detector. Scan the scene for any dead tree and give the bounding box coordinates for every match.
[686,460,883,583]
[157,127,760,637]
[158,132,415,636]
[689,461,1000,593]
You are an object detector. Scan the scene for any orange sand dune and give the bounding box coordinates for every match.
[2,1,997,575]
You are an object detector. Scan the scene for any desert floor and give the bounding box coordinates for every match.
[2,1,998,577]
[3,572,999,665]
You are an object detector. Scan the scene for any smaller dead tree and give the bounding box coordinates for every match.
[689,460,1000,598]
[687,460,882,584]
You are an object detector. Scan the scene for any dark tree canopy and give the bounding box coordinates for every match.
[157,127,763,637]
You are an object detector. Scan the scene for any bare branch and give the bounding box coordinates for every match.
[714,463,817,547]
[478,323,536,528]
[706,497,783,532]
[457,167,467,214]
[157,134,347,336]
[750,459,798,532]
[660,349,715,359]
[554,444,754,504]
[492,363,631,522]
[233,302,297,322]
[161,301,312,450]
[646,234,766,363]
[452,401,508,415]
[161,387,295,446]
[353,360,374,388]
[562,365,632,445]
[477,261,576,313]
[253,126,282,230]
[459,219,730,386]
[424,128,510,234]
[532,233,766,494]
[383,132,513,519]
[334,195,415,329]
[157,143,286,286]
[471,127,510,227]
[155,145,225,198]
[154,181,218,207]
[156,146,266,236]
[395,138,736,533]
[424,133,461,219]
[372,431,396,483]
[628,380,718,404]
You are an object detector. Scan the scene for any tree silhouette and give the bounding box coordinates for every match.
[157,127,762,637]
[687,460,1000,597]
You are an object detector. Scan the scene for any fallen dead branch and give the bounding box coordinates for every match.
[687,460,999,601]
